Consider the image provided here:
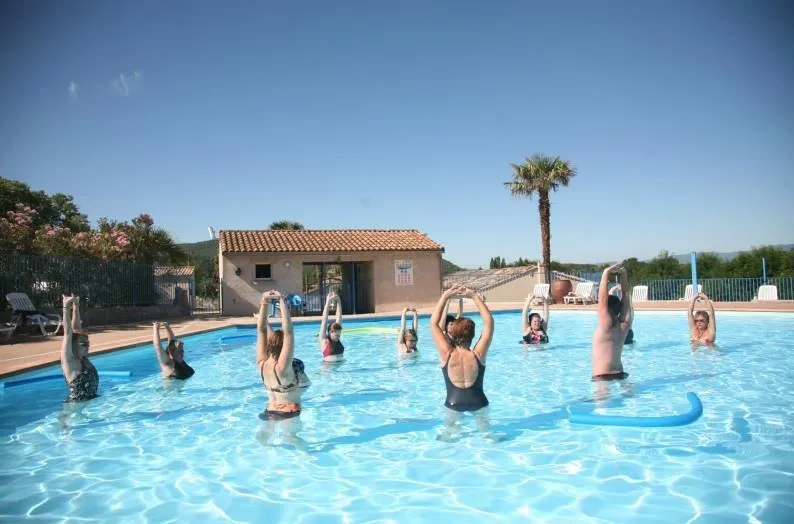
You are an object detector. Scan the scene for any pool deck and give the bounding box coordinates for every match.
[1,300,792,379]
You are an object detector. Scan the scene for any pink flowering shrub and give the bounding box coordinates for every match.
[0,204,37,252]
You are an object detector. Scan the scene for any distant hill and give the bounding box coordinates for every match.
[668,244,794,263]
[180,239,463,274]
[181,239,218,260]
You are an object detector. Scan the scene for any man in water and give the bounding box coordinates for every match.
[592,263,633,383]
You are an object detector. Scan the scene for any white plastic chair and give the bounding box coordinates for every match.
[564,282,595,304]
[757,285,778,301]
[5,292,63,336]
[679,284,703,301]
[530,283,550,303]
[631,285,649,302]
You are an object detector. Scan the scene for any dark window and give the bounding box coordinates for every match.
[255,264,272,279]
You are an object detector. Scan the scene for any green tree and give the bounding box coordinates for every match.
[98,214,187,265]
[695,252,725,278]
[504,154,576,283]
[269,221,305,230]
[726,246,793,278]
[0,177,89,232]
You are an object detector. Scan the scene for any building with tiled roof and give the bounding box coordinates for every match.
[218,229,444,315]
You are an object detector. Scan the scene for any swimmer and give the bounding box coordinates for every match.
[152,321,195,380]
[60,295,99,403]
[256,290,306,435]
[318,291,344,361]
[592,263,633,383]
[397,306,419,355]
[689,292,717,347]
[431,286,494,413]
[521,293,549,345]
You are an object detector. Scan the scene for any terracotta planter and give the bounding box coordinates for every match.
[551,279,573,304]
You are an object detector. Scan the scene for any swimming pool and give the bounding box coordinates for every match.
[1,311,793,522]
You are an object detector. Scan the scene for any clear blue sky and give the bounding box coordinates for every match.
[2,0,792,268]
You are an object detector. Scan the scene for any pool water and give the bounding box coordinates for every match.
[1,311,793,523]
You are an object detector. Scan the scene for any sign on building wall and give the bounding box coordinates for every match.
[394,259,414,286]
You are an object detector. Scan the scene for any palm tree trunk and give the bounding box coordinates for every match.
[538,191,551,283]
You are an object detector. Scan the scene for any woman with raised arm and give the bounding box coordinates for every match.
[689,292,717,346]
[318,291,344,361]
[521,293,549,345]
[152,321,195,380]
[60,295,99,402]
[430,286,494,414]
[397,306,419,355]
[438,296,464,341]
[256,290,305,421]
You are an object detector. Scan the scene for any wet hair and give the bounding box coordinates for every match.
[694,311,710,324]
[167,339,182,353]
[528,312,543,326]
[329,322,342,333]
[70,333,89,358]
[607,295,622,317]
[403,328,418,342]
[447,317,475,347]
[443,315,455,330]
[267,329,284,359]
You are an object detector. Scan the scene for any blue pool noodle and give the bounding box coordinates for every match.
[568,392,703,427]
[0,370,132,389]
[691,252,698,294]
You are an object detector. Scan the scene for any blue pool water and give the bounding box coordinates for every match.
[1,311,793,523]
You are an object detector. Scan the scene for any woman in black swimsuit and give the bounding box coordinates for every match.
[430,286,495,440]
[60,295,98,403]
[521,293,549,345]
[152,321,195,380]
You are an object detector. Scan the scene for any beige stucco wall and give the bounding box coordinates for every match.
[480,273,537,302]
[220,250,442,315]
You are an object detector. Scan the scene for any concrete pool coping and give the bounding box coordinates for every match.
[2,300,792,379]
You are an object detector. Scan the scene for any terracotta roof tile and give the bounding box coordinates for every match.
[219,229,444,254]
[154,266,196,277]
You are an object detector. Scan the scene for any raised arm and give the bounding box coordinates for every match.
[256,293,271,367]
[688,291,698,331]
[438,298,451,329]
[542,297,550,330]
[318,292,336,343]
[430,287,460,362]
[521,294,532,332]
[597,264,619,323]
[333,294,343,326]
[618,269,632,328]
[703,294,717,341]
[163,321,177,345]
[60,295,79,377]
[465,288,494,361]
[274,292,294,374]
[455,298,463,319]
[411,308,418,332]
[397,307,409,345]
[71,296,82,333]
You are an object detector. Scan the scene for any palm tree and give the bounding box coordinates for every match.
[269,221,305,230]
[504,154,576,283]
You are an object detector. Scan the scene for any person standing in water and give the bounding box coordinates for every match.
[318,291,344,361]
[397,306,419,355]
[152,321,195,380]
[689,292,717,347]
[592,263,633,382]
[521,293,549,345]
[430,285,495,440]
[60,295,99,402]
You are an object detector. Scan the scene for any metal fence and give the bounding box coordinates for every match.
[0,254,193,310]
[631,277,794,302]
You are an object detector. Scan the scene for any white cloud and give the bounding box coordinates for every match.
[111,71,143,97]
[68,81,78,102]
